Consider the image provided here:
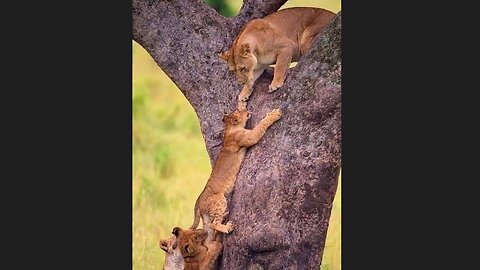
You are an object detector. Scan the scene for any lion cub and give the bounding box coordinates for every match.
[172,227,222,270]
[190,107,282,243]
[219,7,335,101]
[159,235,184,270]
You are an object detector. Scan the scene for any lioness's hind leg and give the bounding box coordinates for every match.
[299,18,331,55]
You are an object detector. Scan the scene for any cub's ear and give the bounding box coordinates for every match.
[222,113,229,122]
[240,43,251,57]
[172,227,181,236]
[194,229,208,237]
[219,50,230,61]
[159,239,168,252]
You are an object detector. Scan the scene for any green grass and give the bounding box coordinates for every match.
[226,0,341,14]
[133,1,341,269]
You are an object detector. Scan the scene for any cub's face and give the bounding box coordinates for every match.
[223,109,251,128]
[172,227,208,258]
[159,235,183,270]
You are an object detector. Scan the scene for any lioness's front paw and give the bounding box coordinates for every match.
[267,109,282,121]
[268,81,283,93]
[225,221,234,233]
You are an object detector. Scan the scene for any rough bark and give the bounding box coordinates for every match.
[133,0,341,269]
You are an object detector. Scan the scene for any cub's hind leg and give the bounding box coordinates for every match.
[206,195,234,235]
[199,240,223,270]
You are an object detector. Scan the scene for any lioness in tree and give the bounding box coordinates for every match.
[190,107,282,243]
[219,7,335,101]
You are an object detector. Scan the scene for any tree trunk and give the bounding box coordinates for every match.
[132,1,341,269]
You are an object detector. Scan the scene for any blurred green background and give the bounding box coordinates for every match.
[133,1,341,269]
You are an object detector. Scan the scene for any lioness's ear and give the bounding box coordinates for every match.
[219,50,230,61]
[240,43,251,57]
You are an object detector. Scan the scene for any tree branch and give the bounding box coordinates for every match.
[234,0,288,26]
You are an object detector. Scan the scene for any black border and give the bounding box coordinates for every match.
[3,1,132,269]
[343,1,476,268]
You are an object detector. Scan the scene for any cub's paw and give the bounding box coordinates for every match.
[237,101,248,111]
[267,109,282,121]
[268,81,283,93]
[225,221,234,233]
[238,93,250,102]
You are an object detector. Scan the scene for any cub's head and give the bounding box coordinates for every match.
[171,227,208,258]
[220,42,257,87]
[223,109,251,128]
[159,235,183,270]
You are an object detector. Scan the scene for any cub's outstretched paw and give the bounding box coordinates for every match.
[237,101,247,111]
[267,109,282,121]
[225,221,234,233]
[268,81,283,93]
[238,93,250,102]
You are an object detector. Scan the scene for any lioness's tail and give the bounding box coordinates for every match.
[190,200,201,229]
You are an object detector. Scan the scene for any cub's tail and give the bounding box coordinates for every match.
[190,200,201,229]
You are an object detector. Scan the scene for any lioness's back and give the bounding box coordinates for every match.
[263,7,335,36]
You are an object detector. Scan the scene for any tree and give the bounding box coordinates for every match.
[132,0,341,269]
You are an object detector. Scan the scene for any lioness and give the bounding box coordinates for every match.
[219,7,336,101]
[172,227,223,270]
[159,235,184,270]
[190,107,283,243]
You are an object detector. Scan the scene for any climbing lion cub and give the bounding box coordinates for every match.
[219,7,335,101]
[190,107,282,243]
[172,227,222,270]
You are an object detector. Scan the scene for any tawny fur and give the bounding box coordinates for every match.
[171,227,223,270]
[190,108,282,244]
[219,7,336,102]
[159,235,184,270]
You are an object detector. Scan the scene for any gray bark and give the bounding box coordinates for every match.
[133,0,341,269]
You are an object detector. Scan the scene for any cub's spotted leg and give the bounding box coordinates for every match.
[209,207,234,234]
[239,109,283,147]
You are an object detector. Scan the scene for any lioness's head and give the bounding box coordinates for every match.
[159,235,183,270]
[220,42,257,87]
[223,109,251,128]
[171,227,208,258]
